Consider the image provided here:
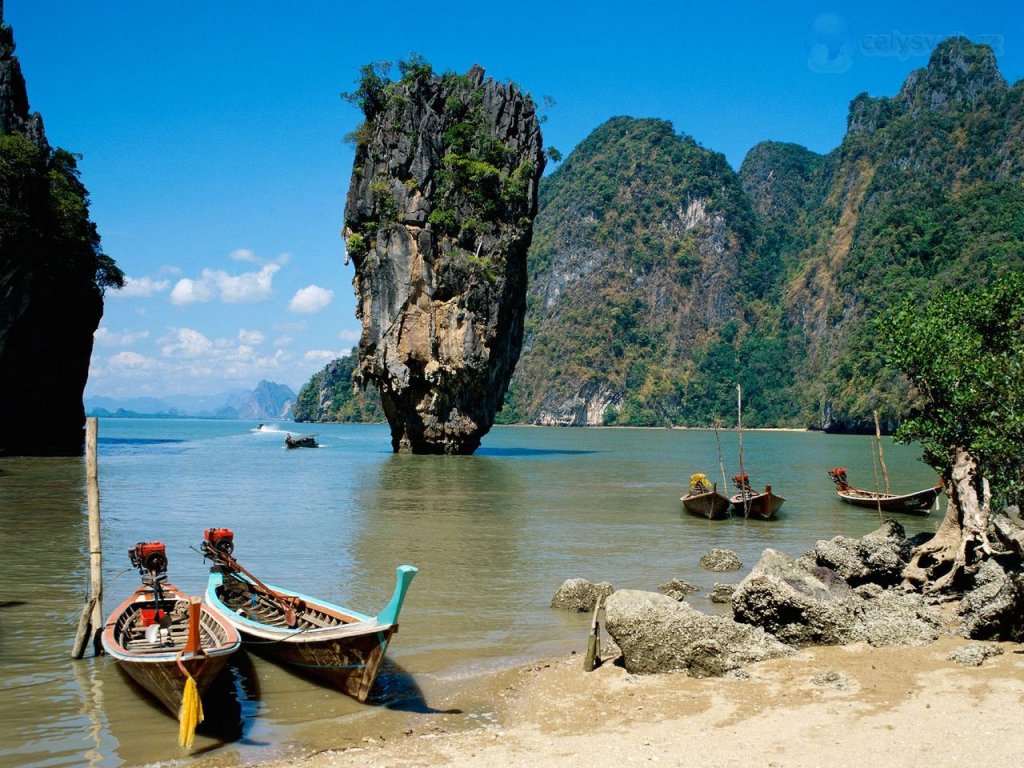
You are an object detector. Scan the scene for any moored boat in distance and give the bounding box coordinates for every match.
[100,541,240,747]
[681,473,732,520]
[284,432,318,448]
[828,467,942,514]
[200,528,417,702]
[729,473,785,520]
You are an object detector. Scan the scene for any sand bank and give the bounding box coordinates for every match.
[220,634,1024,768]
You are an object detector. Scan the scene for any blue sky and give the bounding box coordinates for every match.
[5,1,1022,399]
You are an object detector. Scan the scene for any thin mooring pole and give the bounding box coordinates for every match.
[73,418,103,658]
[736,384,748,517]
[873,410,890,493]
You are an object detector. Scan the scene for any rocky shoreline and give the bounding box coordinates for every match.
[189,519,1024,767]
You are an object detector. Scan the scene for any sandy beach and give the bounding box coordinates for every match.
[219,632,1024,768]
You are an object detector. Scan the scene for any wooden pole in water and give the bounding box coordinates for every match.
[873,410,890,493]
[736,384,748,518]
[73,418,103,658]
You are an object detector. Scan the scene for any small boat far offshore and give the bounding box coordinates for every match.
[200,528,417,702]
[284,432,318,448]
[828,467,943,514]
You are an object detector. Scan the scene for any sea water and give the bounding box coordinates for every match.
[0,420,942,767]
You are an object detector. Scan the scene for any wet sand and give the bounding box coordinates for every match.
[208,633,1024,768]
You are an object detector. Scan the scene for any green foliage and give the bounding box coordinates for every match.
[1,134,123,293]
[879,275,1024,508]
[340,60,392,117]
[345,232,368,259]
[292,351,385,423]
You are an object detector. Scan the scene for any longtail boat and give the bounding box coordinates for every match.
[200,528,417,702]
[729,473,785,520]
[681,473,731,520]
[101,541,240,747]
[828,467,942,514]
[284,433,318,449]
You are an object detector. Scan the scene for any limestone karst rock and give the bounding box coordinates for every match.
[0,7,122,456]
[343,62,544,453]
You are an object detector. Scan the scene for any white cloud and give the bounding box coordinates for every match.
[94,327,150,347]
[338,328,361,343]
[238,329,264,345]
[230,248,258,263]
[289,285,334,314]
[159,327,214,358]
[107,351,159,371]
[170,276,214,305]
[113,275,171,298]
[170,263,280,305]
[304,348,348,365]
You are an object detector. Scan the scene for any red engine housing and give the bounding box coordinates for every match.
[204,527,235,556]
[129,541,167,574]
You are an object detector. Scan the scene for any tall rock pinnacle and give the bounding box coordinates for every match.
[343,62,545,454]
[0,8,123,455]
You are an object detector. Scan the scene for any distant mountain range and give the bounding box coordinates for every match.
[86,380,296,420]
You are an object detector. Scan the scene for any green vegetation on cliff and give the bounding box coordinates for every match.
[292,351,384,423]
[1,134,123,293]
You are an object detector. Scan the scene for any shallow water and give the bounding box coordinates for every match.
[0,421,942,767]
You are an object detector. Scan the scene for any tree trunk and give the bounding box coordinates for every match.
[903,446,993,592]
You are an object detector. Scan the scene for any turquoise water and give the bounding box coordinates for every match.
[0,420,942,767]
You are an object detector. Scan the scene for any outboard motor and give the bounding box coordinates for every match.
[201,527,235,564]
[129,541,167,584]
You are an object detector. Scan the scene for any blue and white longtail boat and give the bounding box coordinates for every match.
[200,528,417,702]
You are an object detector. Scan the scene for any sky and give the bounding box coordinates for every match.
[4,1,1022,400]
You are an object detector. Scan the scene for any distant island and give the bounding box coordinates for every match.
[86,380,296,421]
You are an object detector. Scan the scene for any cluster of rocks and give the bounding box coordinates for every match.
[551,520,1023,677]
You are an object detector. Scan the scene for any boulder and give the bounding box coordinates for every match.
[551,578,614,612]
[658,578,699,601]
[732,548,942,647]
[732,548,857,645]
[603,589,793,677]
[707,583,736,603]
[699,548,742,572]
[958,558,1024,641]
[807,520,911,587]
[948,643,1004,667]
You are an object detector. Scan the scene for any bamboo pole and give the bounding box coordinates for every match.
[873,410,890,493]
[736,384,748,518]
[74,418,104,657]
[713,418,728,492]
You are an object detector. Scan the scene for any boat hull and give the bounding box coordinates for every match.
[205,565,416,702]
[729,490,785,520]
[101,583,240,716]
[681,491,732,520]
[836,485,941,514]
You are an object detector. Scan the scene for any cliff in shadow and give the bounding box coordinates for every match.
[0,7,123,455]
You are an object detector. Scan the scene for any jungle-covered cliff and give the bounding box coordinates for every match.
[0,8,122,455]
[303,38,1023,432]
